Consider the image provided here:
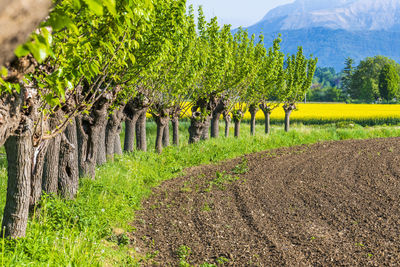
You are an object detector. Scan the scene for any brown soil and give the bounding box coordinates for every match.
[132,138,400,266]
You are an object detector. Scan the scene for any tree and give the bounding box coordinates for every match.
[379,63,400,101]
[281,47,317,132]
[350,56,400,101]
[341,57,354,97]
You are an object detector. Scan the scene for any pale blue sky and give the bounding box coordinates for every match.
[186,0,294,28]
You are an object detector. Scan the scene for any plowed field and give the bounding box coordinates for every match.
[133,138,400,266]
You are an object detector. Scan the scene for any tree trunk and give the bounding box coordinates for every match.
[210,112,222,138]
[234,120,241,138]
[76,98,109,179]
[30,140,48,208]
[153,114,169,154]
[171,117,179,146]
[162,117,170,147]
[284,109,292,132]
[96,122,107,166]
[223,113,231,137]
[188,112,210,144]
[123,98,147,152]
[201,117,210,140]
[249,106,259,136]
[263,110,271,135]
[123,118,136,152]
[136,109,147,152]
[2,133,32,238]
[42,134,61,195]
[114,134,122,155]
[105,106,125,161]
[58,120,79,199]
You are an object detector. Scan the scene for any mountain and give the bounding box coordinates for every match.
[246,0,400,70]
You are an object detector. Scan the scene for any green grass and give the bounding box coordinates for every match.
[1,121,400,265]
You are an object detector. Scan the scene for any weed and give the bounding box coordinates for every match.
[202,202,212,212]
[177,245,192,267]
[232,158,249,174]
[216,256,229,264]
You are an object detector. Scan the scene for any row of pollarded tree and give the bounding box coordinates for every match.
[0,0,317,239]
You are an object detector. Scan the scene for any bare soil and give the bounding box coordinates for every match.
[132,138,400,266]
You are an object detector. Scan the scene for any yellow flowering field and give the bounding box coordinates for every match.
[148,103,400,125]
[245,103,400,124]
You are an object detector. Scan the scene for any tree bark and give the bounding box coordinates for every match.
[96,121,107,166]
[162,117,170,147]
[249,105,259,136]
[201,117,210,140]
[284,110,292,132]
[153,115,169,154]
[210,99,227,138]
[124,118,136,152]
[123,98,147,152]
[105,106,125,161]
[58,120,79,199]
[262,110,271,135]
[171,117,179,146]
[42,133,61,195]
[223,112,231,137]
[283,104,295,133]
[234,120,241,138]
[188,112,210,144]
[76,97,109,179]
[30,140,48,208]
[2,133,32,238]
[210,112,222,138]
[136,109,147,152]
[114,133,122,155]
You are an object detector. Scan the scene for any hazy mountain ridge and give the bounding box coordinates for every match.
[260,0,400,32]
[246,0,400,70]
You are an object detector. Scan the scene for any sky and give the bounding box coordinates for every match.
[186,0,295,28]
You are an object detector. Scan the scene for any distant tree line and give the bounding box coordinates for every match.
[308,55,400,103]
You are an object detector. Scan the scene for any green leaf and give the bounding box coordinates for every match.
[83,0,104,16]
[15,44,30,57]
[103,0,116,16]
[0,67,7,77]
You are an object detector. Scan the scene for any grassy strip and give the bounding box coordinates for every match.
[1,122,400,265]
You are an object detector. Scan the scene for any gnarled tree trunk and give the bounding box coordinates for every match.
[233,111,243,138]
[105,105,125,161]
[249,105,259,136]
[41,134,61,195]
[2,127,33,238]
[154,119,167,154]
[124,118,136,152]
[234,119,241,138]
[262,110,271,135]
[223,112,231,137]
[96,122,107,165]
[210,99,227,138]
[201,117,210,141]
[123,98,148,152]
[162,117,170,147]
[283,104,296,132]
[58,120,79,199]
[189,112,210,144]
[42,117,63,196]
[114,133,122,155]
[30,140,48,208]
[136,109,147,152]
[171,117,179,146]
[76,97,110,179]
